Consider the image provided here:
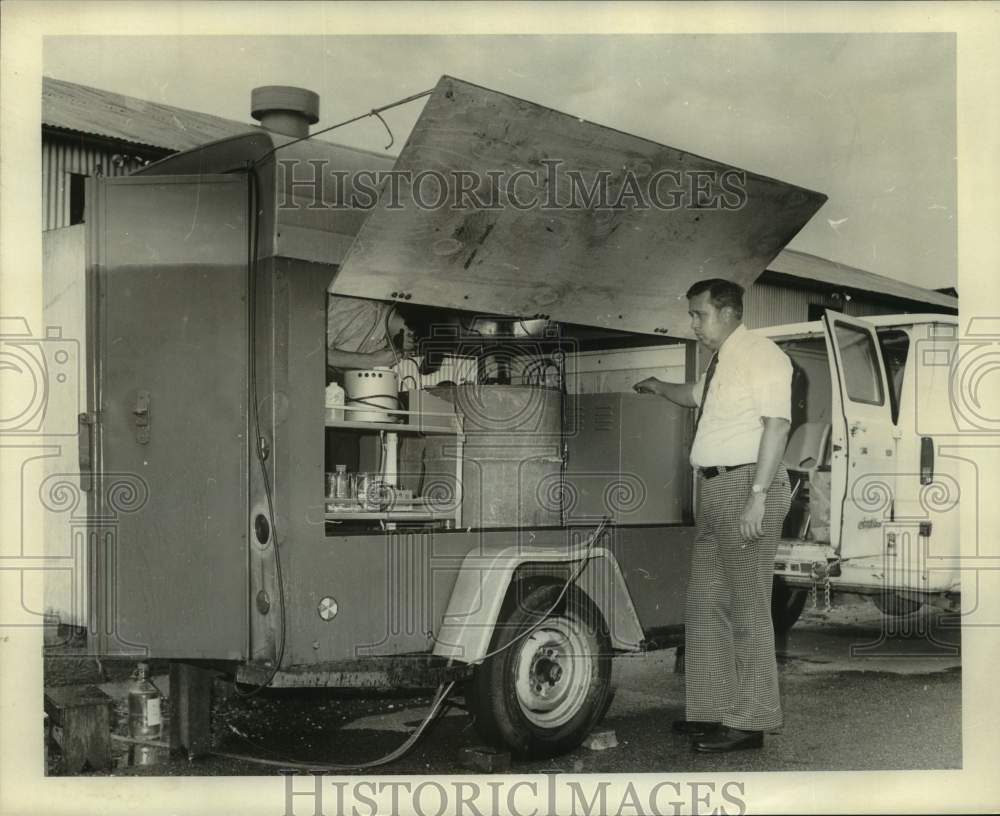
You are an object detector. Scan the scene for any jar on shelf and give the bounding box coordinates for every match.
[325,381,345,422]
[333,464,350,499]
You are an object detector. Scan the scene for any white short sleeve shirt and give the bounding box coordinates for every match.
[327,295,394,356]
[689,324,792,467]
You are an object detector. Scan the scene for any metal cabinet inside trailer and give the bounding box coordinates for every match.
[563,393,693,526]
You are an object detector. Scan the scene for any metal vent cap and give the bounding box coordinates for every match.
[251,86,320,137]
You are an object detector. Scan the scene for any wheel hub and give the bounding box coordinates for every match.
[537,659,563,684]
[513,621,594,728]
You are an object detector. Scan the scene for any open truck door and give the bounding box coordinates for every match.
[822,311,896,567]
[85,174,249,658]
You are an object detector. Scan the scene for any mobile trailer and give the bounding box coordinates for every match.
[66,76,837,759]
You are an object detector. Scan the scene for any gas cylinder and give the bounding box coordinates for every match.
[128,662,162,765]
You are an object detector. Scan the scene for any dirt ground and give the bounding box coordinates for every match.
[43,593,961,776]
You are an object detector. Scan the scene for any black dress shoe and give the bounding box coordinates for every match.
[692,726,764,753]
[672,720,721,736]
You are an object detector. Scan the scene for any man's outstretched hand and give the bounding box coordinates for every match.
[634,377,661,396]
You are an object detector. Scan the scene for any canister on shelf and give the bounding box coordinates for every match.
[343,368,400,423]
[334,464,350,499]
[325,381,345,422]
[352,472,369,507]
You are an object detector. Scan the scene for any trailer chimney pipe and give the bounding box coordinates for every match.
[251,86,320,139]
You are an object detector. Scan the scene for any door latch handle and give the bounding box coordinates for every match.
[78,412,96,491]
[133,390,150,445]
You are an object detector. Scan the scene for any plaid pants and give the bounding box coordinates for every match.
[684,464,791,731]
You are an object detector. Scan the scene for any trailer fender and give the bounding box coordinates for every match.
[433,542,644,663]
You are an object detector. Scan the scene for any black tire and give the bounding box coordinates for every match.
[467,580,613,760]
[771,577,808,634]
[872,592,923,616]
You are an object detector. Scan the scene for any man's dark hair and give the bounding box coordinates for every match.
[686,278,744,319]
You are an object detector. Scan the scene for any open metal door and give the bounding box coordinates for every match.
[333,76,827,337]
[822,311,896,561]
[86,174,249,658]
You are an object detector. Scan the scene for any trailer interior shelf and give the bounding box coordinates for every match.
[324,510,455,521]
[324,418,463,435]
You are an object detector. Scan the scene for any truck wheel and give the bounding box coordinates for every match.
[467,581,613,760]
[872,593,923,616]
[771,577,808,634]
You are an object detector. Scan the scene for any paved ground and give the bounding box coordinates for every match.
[46,594,961,776]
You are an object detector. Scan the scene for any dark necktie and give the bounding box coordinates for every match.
[694,352,719,435]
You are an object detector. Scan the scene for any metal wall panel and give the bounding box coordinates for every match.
[283,525,696,663]
[42,137,138,231]
[744,280,815,328]
[746,279,918,329]
[844,300,898,318]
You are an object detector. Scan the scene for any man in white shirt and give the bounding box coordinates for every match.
[635,278,792,753]
[326,295,416,375]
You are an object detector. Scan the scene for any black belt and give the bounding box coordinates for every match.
[699,463,754,479]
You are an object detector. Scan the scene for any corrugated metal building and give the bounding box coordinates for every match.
[41,76,957,323]
[41,77,256,231]
[746,250,956,327]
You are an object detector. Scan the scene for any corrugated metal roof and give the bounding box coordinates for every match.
[767,248,957,310]
[43,76,258,152]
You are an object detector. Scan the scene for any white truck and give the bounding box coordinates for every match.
[762,312,960,630]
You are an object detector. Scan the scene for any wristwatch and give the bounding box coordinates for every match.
[751,483,767,497]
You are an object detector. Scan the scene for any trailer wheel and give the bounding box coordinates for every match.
[771,577,808,634]
[467,581,613,760]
